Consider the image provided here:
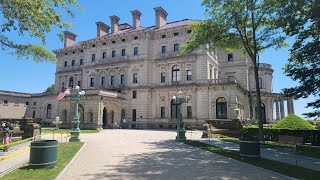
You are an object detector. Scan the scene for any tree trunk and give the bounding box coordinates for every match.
[253,62,264,142]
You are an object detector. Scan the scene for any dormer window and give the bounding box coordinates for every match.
[162,35,166,38]
[103,42,106,45]
[92,44,96,47]
[174,32,179,36]
[122,39,126,42]
[227,53,233,61]
[80,50,83,52]
[134,36,138,40]
[72,51,75,54]
[112,41,115,44]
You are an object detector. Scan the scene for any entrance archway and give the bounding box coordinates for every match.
[102,108,107,129]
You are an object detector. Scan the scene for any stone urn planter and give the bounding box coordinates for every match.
[240,139,260,159]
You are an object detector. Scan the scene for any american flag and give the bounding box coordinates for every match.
[56,87,71,101]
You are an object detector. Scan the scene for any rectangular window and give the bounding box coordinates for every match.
[102,52,106,59]
[92,54,95,62]
[132,109,137,122]
[25,102,29,106]
[187,30,192,34]
[133,91,137,99]
[133,73,138,83]
[259,78,263,88]
[187,106,192,118]
[112,40,115,44]
[32,111,36,118]
[187,70,192,81]
[112,51,116,58]
[134,47,139,56]
[101,77,105,86]
[134,36,138,40]
[162,35,166,38]
[78,81,81,87]
[227,53,233,61]
[111,76,115,86]
[228,76,236,83]
[80,59,83,65]
[4,100,8,104]
[174,44,180,52]
[33,102,36,106]
[174,32,179,36]
[72,60,75,66]
[161,107,165,118]
[122,39,126,42]
[120,75,125,84]
[64,61,67,67]
[90,78,94,87]
[161,72,165,83]
[121,49,126,56]
[162,46,166,54]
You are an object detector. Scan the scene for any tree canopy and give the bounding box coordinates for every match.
[277,0,320,119]
[0,0,80,62]
[44,84,55,93]
[183,0,286,140]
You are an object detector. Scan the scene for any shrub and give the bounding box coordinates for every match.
[272,114,316,130]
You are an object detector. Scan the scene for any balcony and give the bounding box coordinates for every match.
[208,77,238,85]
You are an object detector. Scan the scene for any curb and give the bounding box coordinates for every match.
[0,159,28,178]
[55,143,87,180]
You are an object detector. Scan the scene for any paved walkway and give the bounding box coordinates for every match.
[59,129,292,180]
[188,131,320,172]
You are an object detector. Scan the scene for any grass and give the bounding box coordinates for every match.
[2,142,84,180]
[183,140,320,179]
[41,129,98,134]
[219,137,320,159]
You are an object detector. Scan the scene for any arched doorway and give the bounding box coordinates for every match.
[216,97,227,119]
[102,108,107,129]
[255,102,266,124]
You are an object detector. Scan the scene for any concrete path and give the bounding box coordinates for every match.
[59,129,292,180]
[188,131,320,172]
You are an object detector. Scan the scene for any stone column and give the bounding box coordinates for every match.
[275,98,280,120]
[280,99,285,119]
[290,98,295,114]
[287,98,292,114]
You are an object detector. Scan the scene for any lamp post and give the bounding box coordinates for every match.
[173,91,190,141]
[65,86,85,142]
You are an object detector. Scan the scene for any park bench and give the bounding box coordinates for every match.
[278,135,304,152]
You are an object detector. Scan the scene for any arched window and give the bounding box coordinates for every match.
[172,65,180,82]
[69,77,74,88]
[46,104,52,119]
[171,99,179,118]
[216,97,227,119]
[62,110,67,122]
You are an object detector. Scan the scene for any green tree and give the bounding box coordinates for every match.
[44,84,55,93]
[183,0,286,141]
[0,0,80,62]
[277,0,320,119]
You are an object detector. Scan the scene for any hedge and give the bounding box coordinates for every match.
[241,126,320,146]
[272,114,316,130]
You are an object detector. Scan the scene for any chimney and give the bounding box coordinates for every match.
[96,21,110,37]
[154,7,168,28]
[63,31,77,48]
[131,10,142,29]
[110,15,120,33]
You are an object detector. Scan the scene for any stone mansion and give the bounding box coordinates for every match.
[0,7,295,129]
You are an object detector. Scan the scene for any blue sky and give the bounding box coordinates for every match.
[0,0,315,118]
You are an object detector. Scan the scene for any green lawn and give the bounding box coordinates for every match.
[219,137,320,159]
[2,142,84,180]
[183,140,320,180]
[42,129,98,134]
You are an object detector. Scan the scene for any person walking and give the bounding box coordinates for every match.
[2,122,12,152]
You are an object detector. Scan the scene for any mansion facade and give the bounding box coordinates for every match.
[0,7,295,129]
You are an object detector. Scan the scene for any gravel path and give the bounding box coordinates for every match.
[59,129,292,180]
